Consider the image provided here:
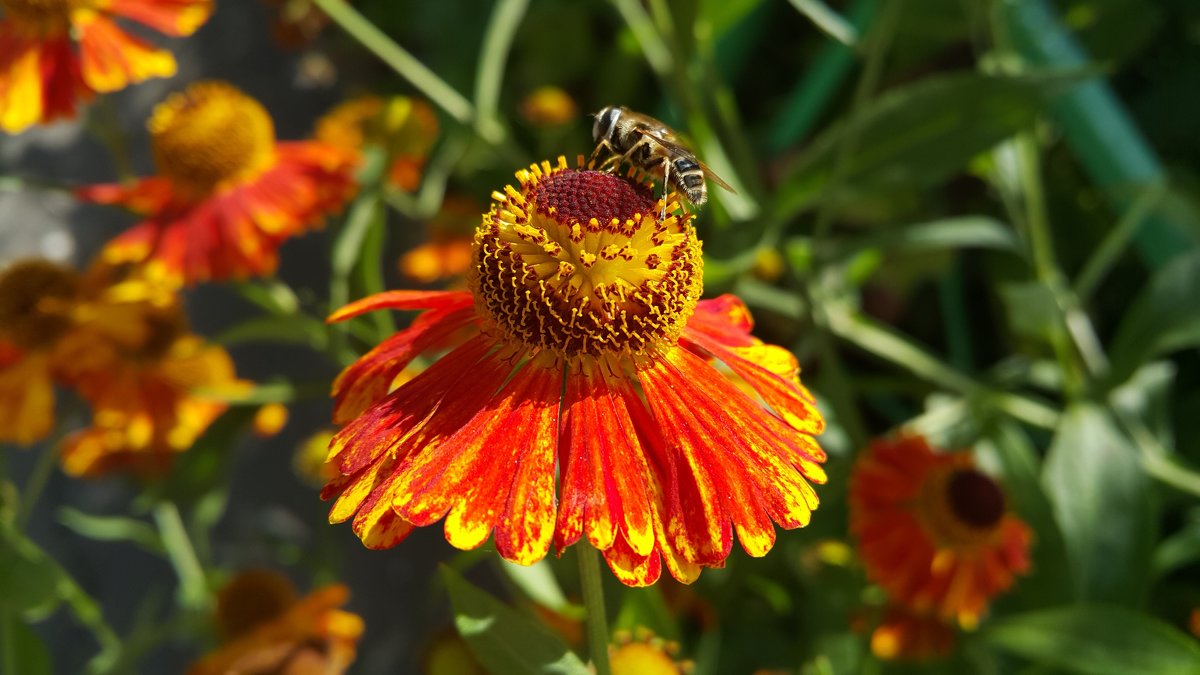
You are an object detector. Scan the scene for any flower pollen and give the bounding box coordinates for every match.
[471,157,702,362]
[149,82,276,198]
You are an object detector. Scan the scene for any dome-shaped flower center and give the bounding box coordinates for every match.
[915,463,1007,548]
[610,632,687,675]
[215,569,297,640]
[0,259,80,349]
[149,82,276,198]
[471,158,703,362]
[0,0,73,29]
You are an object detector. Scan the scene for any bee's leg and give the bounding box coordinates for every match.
[591,140,619,170]
[660,158,671,220]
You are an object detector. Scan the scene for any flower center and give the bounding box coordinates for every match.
[0,259,80,349]
[915,464,1007,549]
[149,82,276,198]
[470,158,703,363]
[215,569,297,640]
[0,0,73,30]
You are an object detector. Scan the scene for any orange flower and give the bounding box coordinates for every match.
[519,86,578,127]
[315,94,438,191]
[869,605,956,662]
[0,258,80,444]
[76,81,357,286]
[849,434,1032,628]
[321,157,826,586]
[53,262,249,476]
[610,629,690,675]
[190,569,364,675]
[0,0,211,133]
[398,196,479,284]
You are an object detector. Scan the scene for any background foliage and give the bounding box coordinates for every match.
[3,0,1200,672]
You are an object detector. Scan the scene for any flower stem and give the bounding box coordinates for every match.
[152,501,209,611]
[577,546,612,675]
[16,440,59,529]
[311,0,503,144]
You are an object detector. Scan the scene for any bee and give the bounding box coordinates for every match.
[591,105,735,217]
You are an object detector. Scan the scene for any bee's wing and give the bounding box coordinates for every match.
[631,129,738,194]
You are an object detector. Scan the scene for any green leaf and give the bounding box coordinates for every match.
[213,314,330,350]
[833,216,1020,258]
[1042,404,1153,603]
[774,71,1082,218]
[3,619,52,675]
[614,587,680,642]
[498,559,584,619]
[1107,250,1200,387]
[983,606,1200,675]
[228,279,301,315]
[58,508,163,554]
[0,521,66,614]
[440,565,590,675]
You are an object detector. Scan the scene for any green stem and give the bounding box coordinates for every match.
[153,502,209,611]
[577,547,612,675]
[473,0,529,121]
[610,0,673,77]
[828,307,1061,429]
[16,440,59,529]
[810,0,900,245]
[1074,181,1167,301]
[311,0,503,144]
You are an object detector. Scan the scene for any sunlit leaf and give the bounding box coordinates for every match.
[499,559,584,619]
[441,565,590,675]
[983,606,1200,675]
[1042,404,1153,603]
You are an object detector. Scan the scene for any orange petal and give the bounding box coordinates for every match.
[331,305,477,423]
[0,29,46,133]
[556,367,655,556]
[100,0,213,36]
[393,361,561,565]
[77,16,176,93]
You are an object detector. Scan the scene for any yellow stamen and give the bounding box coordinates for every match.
[149,81,276,198]
[470,157,703,365]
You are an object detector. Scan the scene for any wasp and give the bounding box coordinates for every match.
[591,105,735,218]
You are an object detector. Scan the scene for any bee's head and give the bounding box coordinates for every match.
[592,105,623,142]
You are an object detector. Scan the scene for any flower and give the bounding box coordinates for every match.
[77,80,357,286]
[869,605,956,662]
[190,569,364,675]
[610,628,690,675]
[0,258,80,444]
[322,157,826,586]
[0,0,211,133]
[260,0,330,49]
[315,94,438,191]
[252,402,288,438]
[849,434,1032,629]
[54,264,249,476]
[519,86,578,127]
[398,196,479,284]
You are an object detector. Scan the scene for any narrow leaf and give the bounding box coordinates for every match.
[1107,250,1200,387]
[441,566,590,675]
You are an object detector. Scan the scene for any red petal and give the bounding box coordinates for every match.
[328,290,473,323]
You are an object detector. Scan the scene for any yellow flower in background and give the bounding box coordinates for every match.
[316,94,438,191]
[0,0,212,133]
[190,569,364,675]
[610,629,691,675]
[322,157,825,586]
[76,80,358,287]
[398,196,480,285]
[849,434,1032,629]
[252,402,289,438]
[519,85,578,127]
[0,259,81,444]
